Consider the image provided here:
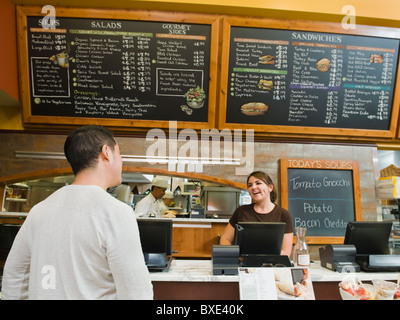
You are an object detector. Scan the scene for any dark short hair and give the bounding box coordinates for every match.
[64,125,116,175]
[247,171,277,203]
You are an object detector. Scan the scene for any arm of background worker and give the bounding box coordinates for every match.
[1,225,31,300]
[133,199,148,218]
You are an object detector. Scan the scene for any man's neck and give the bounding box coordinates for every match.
[72,170,109,190]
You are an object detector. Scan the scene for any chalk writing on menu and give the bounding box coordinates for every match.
[286,160,355,237]
[27,16,211,122]
[226,27,400,130]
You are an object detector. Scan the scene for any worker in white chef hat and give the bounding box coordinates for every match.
[134,176,169,218]
[160,191,174,213]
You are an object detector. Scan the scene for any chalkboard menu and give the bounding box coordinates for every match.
[280,159,362,243]
[219,17,400,138]
[17,7,219,129]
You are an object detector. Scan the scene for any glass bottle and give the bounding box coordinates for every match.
[293,227,310,267]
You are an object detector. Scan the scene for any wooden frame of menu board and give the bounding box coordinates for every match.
[280,159,362,244]
[219,16,400,140]
[17,6,220,131]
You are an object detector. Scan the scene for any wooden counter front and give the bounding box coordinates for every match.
[171,219,228,258]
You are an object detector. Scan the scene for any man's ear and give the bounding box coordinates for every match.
[100,145,112,161]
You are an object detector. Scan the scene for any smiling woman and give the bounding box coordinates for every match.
[219,171,294,257]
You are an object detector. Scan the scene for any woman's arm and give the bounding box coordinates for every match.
[219,223,235,245]
[281,232,293,257]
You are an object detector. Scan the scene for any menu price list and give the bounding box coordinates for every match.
[27,16,211,122]
[225,27,400,130]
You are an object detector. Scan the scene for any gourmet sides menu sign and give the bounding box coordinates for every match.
[224,26,400,130]
[26,16,212,123]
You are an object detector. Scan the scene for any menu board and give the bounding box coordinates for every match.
[18,7,218,129]
[220,18,400,138]
[280,159,362,243]
[286,168,355,237]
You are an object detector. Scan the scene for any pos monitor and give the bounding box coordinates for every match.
[137,219,173,271]
[344,221,393,255]
[234,222,289,267]
[0,224,20,250]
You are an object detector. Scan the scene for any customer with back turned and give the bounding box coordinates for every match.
[220,171,294,256]
[2,125,153,300]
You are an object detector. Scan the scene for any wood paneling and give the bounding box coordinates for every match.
[172,222,226,257]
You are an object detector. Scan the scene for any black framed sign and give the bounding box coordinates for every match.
[18,6,220,130]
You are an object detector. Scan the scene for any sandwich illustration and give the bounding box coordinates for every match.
[370,54,383,63]
[258,79,273,90]
[316,58,331,72]
[259,55,275,65]
[240,102,268,116]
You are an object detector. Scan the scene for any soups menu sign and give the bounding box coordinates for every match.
[280,159,362,242]
[223,25,400,131]
[25,14,213,123]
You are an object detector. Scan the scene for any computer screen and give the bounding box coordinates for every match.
[234,222,286,256]
[0,224,20,250]
[137,219,172,256]
[205,190,239,217]
[344,221,393,255]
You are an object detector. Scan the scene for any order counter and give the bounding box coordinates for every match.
[138,217,229,258]
[149,259,400,300]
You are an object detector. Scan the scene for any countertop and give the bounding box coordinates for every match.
[149,259,400,283]
[138,217,229,223]
[0,212,28,217]
[0,212,230,223]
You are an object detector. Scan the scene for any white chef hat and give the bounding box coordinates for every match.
[163,191,174,199]
[152,176,169,189]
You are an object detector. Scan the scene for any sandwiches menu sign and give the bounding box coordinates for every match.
[223,25,400,131]
[24,13,213,125]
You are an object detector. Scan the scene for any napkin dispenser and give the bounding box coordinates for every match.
[212,245,239,275]
[319,244,360,272]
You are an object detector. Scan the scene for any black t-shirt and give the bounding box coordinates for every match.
[229,203,294,234]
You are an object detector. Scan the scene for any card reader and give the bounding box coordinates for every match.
[319,244,360,272]
[212,245,239,275]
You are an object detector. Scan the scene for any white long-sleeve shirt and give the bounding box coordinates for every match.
[134,193,162,218]
[2,185,153,300]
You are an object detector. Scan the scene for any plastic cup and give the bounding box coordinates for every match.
[373,280,397,300]
[355,284,376,300]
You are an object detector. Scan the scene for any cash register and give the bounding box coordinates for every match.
[234,222,292,267]
[321,221,400,272]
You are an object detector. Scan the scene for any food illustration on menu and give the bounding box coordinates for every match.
[240,102,268,116]
[316,58,331,72]
[180,85,206,115]
[226,27,399,130]
[27,16,211,122]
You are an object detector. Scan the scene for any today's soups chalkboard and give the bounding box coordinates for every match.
[219,17,400,139]
[280,159,362,243]
[17,7,219,129]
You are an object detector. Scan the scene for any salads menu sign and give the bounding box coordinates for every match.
[25,14,213,124]
[224,25,400,131]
